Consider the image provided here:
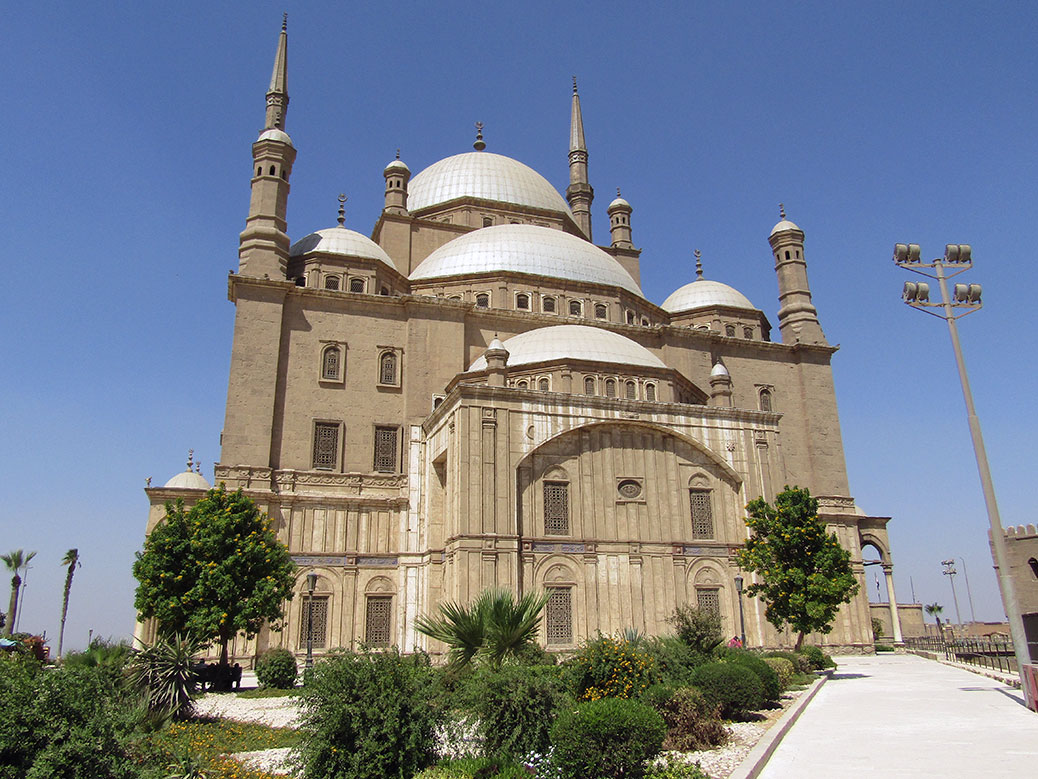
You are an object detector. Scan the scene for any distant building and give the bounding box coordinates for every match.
[137,20,903,660]
[994,525,1038,660]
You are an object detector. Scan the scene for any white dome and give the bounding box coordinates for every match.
[163,470,212,490]
[661,279,756,313]
[407,152,572,214]
[710,361,729,377]
[384,158,410,174]
[410,224,643,296]
[257,127,293,146]
[770,218,801,236]
[290,227,399,271]
[468,325,666,372]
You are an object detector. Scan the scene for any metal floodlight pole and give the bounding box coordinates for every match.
[895,243,1032,703]
[959,557,977,624]
[305,571,318,671]
[942,560,963,627]
[734,574,746,648]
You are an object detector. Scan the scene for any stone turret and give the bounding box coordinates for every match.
[768,205,826,345]
[383,151,410,215]
[608,189,633,249]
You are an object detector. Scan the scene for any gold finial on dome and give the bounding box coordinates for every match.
[779,203,786,220]
[337,194,347,226]
[473,121,486,151]
[694,249,703,279]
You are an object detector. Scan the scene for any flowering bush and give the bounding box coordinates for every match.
[567,634,661,701]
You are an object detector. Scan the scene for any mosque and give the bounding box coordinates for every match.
[137,19,904,659]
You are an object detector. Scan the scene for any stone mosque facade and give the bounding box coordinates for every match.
[138,21,904,660]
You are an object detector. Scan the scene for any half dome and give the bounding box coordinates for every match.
[407,152,572,214]
[290,227,399,272]
[410,224,643,296]
[661,279,756,313]
[468,325,666,372]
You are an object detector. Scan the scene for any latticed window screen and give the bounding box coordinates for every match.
[544,481,570,535]
[365,596,392,646]
[584,377,596,395]
[696,588,720,616]
[322,347,341,380]
[516,294,530,310]
[690,489,714,539]
[625,381,637,399]
[475,293,490,308]
[545,587,573,645]
[374,426,398,473]
[725,325,736,337]
[379,351,397,384]
[569,300,582,316]
[743,327,754,339]
[299,596,328,649]
[595,304,608,319]
[605,379,616,398]
[542,297,556,313]
[312,423,339,470]
[349,277,365,293]
[646,384,656,401]
[324,276,340,290]
[538,378,550,391]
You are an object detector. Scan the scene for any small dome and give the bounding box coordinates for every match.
[661,279,756,313]
[290,227,400,271]
[407,152,572,214]
[411,224,643,296]
[770,218,801,236]
[468,325,666,372]
[163,470,212,490]
[486,337,507,353]
[608,194,631,211]
[384,158,410,175]
[710,362,729,377]
[257,127,293,146]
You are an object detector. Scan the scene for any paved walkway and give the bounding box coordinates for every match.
[759,653,1037,778]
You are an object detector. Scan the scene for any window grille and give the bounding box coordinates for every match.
[545,587,573,645]
[645,384,656,401]
[725,325,736,337]
[690,489,714,539]
[594,304,608,319]
[299,595,328,649]
[349,277,365,293]
[374,426,398,473]
[605,379,616,397]
[325,276,340,290]
[365,596,392,646]
[743,327,754,339]
[542,297,556,313]
[544,481,569,535]
[482,216,493,227]
[569,300,582,316]
[322,346,341,381]
[517,380,529,389]
[516,293,530,310]
[696,588,720,616]
[312,422,339,470]
[379,351,397,385]
[759,390,772,412]
[584,376,596,395]
[625,381,637,399]
[538,378,550,391]
[475,293,490,308]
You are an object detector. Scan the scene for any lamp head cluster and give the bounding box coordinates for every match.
[894,243,982,315]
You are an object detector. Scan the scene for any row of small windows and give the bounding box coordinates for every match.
[583,376,656,401]
[312,421,400,473]
[724,325,756,339]
[256,164,289,181]
[294,275,391,296]
[467,291,650,325]
[320,347,399,386]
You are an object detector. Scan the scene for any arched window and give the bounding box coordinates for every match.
[542,297,556,313]
[696,588,720,616]
[690,488,714,539]
[538,377,550,391]
[584,376,596,395]
[645,383,656,402]
[516,293,530,310]
[626,310,636,325]
[380,286,390,296]
[482,216,494,227]
[475,293,490,309]
[605,379,616,397]
[349,278,366,293]
[545,586,573,645]
[544,481,570,535]
[641,317,649,327]
[269,165,277,176]
[743,326,754,339]
[569,300,583,316]
[517,380,529,389]
[365,595,393,646]
[299,592,329,649]
[379,351,398,385]
[725,325,736,337]
[759,389,773,412]
[294,276,306,287]
[324,276,340,291]
[256,166,262,177]
[625,380,637,399]
[594,304,608,320]
[321,345,342,381]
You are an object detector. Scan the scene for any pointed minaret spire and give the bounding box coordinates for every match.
[566,78,594,240]
[265,14,289,129]
[694,249,704,279]
[337,194,347,226]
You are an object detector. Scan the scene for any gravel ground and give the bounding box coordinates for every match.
[231,746,298,776]
[193,692,302,729]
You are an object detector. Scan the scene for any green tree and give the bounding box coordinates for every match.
[735,486,858,650]
[415,587,549,668]
[1,549,37,635]
[925,602,944,637]
[132,485,296,665]
[57,548,81,661]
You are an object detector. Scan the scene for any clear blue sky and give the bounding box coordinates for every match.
[2,1,1035,649]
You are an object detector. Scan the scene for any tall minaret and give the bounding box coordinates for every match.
[768,205,826,345]
[238,15,297,280]
[566,77,594,240]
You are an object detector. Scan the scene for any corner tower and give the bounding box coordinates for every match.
[768,206,826,345]
[238,16,297,280]
[566,78,594,241]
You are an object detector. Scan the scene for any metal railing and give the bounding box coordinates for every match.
[905,635,1020,676]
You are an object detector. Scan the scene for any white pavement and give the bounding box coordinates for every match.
[759,653,1037,778]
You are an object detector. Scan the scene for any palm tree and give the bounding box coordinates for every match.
[1,549,37,635]
[56,548,80,661]
[925,602,944,638]
[416,588,550,668]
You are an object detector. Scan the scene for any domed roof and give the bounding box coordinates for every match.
[770,218,801,236]
[163,470,212,490]
[407,152,572,214]
[384,158,410,174]
[661,279,756,313]
[257,127,293,146]
[290,226,399,271]
[608,192,631,211]
[468,325,666,372]
[710,361,729,377]
[410,224,643,296]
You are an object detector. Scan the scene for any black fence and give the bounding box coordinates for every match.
[905,635,1019,676]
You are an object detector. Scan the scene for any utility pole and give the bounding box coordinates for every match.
[942,559,963,627]
[959,557,977,624]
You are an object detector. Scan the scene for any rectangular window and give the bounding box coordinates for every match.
[696,588,720,616]
[365,595,392,646]
[299,595,328,649]
[374,426,398,473]
[690,489,714,539]
[544,481,570,535]
[312,422,339,470]
[545,587,573,645]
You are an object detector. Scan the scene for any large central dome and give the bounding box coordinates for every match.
[409,224,644,296]
[407,152,572,214]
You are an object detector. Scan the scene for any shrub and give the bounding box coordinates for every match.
[567,634,661,701]
[667,605,723,655]
[797,645,835,670]
[875,643,895,653]
[458,664,567,759]
[641,683,677,712]
[256,648,298,689]
[644,636,707,686]
[657,687,727,751]
[646,755,713,778]
[722,650,781,703]
[126,633,201,721]
[63,638,133,675]
[297,648,442,779]
[550,697,665,779]
[690,662,764,719]
[764,657,795,690]
[764,650,813,675]
[413,757,529,778]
